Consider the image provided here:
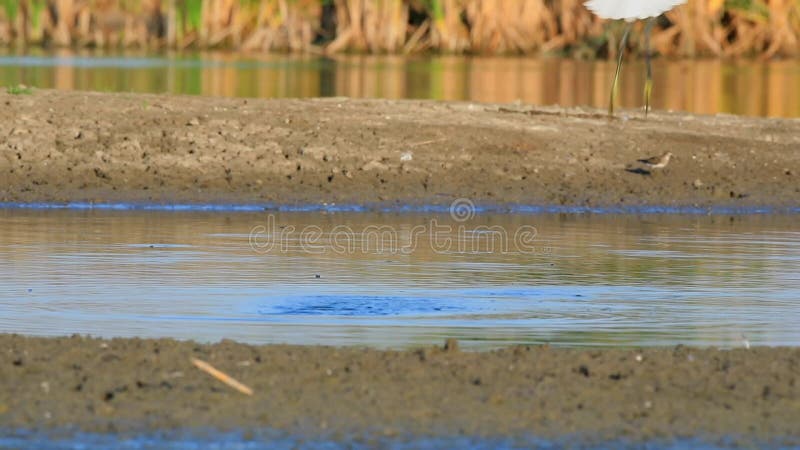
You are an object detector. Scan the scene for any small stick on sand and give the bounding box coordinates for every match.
[191,357,254,396]
[409,137,447,147]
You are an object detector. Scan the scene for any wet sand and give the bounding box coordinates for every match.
[2,91,800,444]
[1,335,799,445]
[1,90,798,209]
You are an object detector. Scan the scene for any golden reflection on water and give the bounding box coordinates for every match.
[1,50,799,118]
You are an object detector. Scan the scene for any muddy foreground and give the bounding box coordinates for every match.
[1,90,798,209]
[1,334,799,445]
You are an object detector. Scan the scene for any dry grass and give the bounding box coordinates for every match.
[326,0,409,53]
[1,0,799,57]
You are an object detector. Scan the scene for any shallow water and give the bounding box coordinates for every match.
[2,50,800,117]
[0,430,786,450]
[1,209,798,349]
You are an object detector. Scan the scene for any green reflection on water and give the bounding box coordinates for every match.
[1,49,799,118]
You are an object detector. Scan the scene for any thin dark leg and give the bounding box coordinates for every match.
[609,22,633,117]
[644,18,656,118]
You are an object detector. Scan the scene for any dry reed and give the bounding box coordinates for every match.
[1,0,799,57]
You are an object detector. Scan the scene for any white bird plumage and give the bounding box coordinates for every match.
[583,0,688,116]
[585,0,686,21]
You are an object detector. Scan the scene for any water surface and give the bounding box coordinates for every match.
[1,50,799,117]
[1,209,798,348]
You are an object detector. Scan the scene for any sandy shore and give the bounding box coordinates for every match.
[2,91,799,445]
[1,335,798,445]
[1,90,798,209]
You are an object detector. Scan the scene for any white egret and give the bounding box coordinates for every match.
[584,0,688,116]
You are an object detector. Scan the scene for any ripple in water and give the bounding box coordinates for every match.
[1,209,799,348]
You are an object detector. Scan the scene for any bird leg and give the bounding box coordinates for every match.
[609,22,633,117]
[643,18,656,118]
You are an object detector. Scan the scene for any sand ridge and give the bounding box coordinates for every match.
[1,335,799,444]
[1,90,798,209]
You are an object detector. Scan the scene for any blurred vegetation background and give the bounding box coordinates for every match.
[0,0,799,58]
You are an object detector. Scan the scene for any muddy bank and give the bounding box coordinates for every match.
[1,90,798,209]
[1,334,799,445]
